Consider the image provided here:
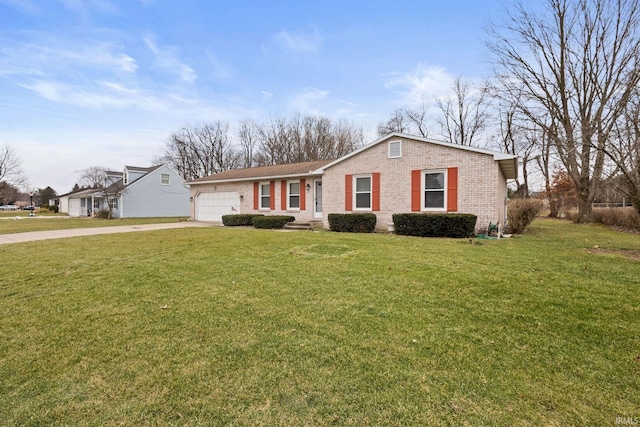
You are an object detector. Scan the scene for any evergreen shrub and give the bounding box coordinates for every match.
[252,215,295,229]
[328,213,377,233]
[392,213,477,238]
[222,214,263,226]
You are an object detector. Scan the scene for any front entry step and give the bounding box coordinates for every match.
[283,221,322,231]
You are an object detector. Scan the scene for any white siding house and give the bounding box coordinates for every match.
[60,164,189,218]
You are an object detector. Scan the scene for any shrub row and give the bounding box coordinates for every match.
[592,207,640,231]
[252,215,295,229]
[392,213,477,238]
[328,213,377,233]
[221,214,263,226]
[222,214,294,229]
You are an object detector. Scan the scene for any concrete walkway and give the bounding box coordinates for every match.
[0,222,216,245]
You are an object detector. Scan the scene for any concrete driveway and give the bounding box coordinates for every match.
[0,222,216,245]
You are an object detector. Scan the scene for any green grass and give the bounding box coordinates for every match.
[0,216,188,234]
[1,219,638,425]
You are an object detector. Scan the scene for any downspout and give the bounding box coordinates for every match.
[183,183,193,221]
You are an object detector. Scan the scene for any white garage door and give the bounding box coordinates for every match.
[196,192,241,222]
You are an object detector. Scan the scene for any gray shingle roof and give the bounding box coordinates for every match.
[187,159,333,183]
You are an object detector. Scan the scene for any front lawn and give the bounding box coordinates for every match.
[0,219,638,425]
[0,216,188,234]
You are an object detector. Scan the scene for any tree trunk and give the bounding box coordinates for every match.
[575,192,593,223]
[631,196,640,215]
[548,198,559,218]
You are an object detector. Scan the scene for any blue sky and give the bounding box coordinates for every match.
[0,0,506,194]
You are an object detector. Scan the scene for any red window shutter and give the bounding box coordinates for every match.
[447,167,458,212]
[281,180,287,210]
[270,181,276,210]
[372,172,381,211]
[411,170,421,211]
[345,174,353,211]
[253,182,259,210]
[300,179,306,210]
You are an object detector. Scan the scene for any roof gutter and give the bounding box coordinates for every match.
[186,171,324,187]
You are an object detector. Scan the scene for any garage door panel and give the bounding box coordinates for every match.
[196,192,240,222]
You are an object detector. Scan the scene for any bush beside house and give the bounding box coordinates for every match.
[507,198,544,234]
[252,215,296,229]
[222,214,264,226]
[328,213,377,233]
[392,213,477,238]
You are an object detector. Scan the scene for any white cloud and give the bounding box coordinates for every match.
[261,90,274,101]
[385,65,455,105]
[59,0,118,15]
[290,87,329,113]
[204,50,232,80]
[143,35,196,83]
[0,37,137,77]
[19,80,167,110]
[273,28,321,54]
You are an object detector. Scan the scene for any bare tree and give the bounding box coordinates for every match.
[377,102,430,138]
[78,165,109,188]
[378,109,410,136]
[437,78,491,147]
[603,89,640,213]
[405,101,430,138]
[238,119,259,168]
[254,115,292,166]
[488,0,640,222]
[254,114,364,166]
[162,122,240,180]
[0,144,26,188]
[494,101,537,198]
[533,118,563,217]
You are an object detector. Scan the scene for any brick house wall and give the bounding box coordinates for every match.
[189,176,321,222]
[321,136,509,232]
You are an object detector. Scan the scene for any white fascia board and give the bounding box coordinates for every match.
[317,132,518,173]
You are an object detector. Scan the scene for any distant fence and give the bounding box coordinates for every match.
[592,202,631,208]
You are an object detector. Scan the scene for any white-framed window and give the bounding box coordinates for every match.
[288,181,300,209]
[389,140,402,158]
[80,198,86,208]
[259,182,271,209]
[423,170,446,210]
[110,197,118,209]
[161,173,170,185]
[93,199,100,209]
[354,175,372,210]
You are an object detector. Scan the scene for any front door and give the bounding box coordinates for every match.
[314,180,322,219]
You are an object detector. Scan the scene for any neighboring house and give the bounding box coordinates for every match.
[59,164,189,218]
[186,133,518,231]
